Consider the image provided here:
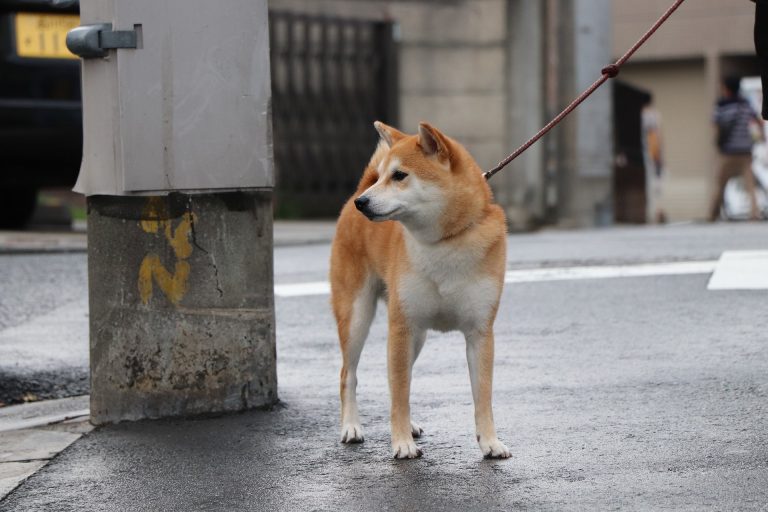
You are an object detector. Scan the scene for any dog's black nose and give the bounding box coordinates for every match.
[354,196,370,212]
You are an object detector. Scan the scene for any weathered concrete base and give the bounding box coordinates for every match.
[87,191,276,425]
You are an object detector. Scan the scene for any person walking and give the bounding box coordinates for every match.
[642,99,667,223]
[710,76,763,221]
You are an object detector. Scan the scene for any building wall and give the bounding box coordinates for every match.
[268,0,615,227]
[614,0,754,61]
[268,0,757,224]
[268,0,509,180]
[613,0,757,221]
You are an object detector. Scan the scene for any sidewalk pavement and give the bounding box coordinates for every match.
[0,220,337,253]
[0,232,87,254]
[0,396,90,500]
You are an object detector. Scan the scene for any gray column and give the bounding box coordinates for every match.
[87,191,277,424]
[504,0,545,229]
[555,0,614,227]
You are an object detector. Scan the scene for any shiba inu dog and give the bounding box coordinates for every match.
[330,121,510,459]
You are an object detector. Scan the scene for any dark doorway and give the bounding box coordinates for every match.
[613,81,652,224]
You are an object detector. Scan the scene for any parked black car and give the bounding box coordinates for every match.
[0,0,80,228]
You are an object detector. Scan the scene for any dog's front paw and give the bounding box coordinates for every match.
[392,438,423,459]
[340,423,365,443]
[478,436,511,459]
[410,421,424,438]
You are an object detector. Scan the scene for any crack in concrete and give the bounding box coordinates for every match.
[186,199,224,298]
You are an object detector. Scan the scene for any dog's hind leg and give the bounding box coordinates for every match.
[465,328,511,459]
[334,273,379,443]
[409,331,427,438]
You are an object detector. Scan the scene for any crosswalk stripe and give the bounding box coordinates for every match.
[275,260,719,298]
[707,251,768,290]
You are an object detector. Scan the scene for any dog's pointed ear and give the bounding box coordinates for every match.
[374,121,406,148]
[418,122,451,161]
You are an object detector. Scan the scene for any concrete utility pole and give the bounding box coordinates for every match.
[68,0,276,424]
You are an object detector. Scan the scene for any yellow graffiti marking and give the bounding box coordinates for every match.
[166,213,194,259]
[139,256,191,305]
[139,197,165,234]
[138,198,197,305]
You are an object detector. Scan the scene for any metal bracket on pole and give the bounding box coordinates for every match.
[66,23,139,59]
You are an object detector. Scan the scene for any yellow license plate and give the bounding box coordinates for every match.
[15,12,80,59]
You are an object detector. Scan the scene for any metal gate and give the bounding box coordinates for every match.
[269,11,398,218]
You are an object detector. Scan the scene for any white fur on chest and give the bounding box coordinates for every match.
[397,232,501,333]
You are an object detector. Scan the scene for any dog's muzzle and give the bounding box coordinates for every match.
[354,196,374,219]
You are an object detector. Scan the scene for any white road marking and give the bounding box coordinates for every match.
[275,281,331,297]
[505,260,717,284]
[274,260,718,298]
[707,251,768,290]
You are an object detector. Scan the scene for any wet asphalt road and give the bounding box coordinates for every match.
[3,222,760,404]
[1,223,767,510]
[0,253,86,331]
[0,254,88,404]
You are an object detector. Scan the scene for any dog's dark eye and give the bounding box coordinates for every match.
[392,170,408,182]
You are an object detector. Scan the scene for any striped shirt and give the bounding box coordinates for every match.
[713,97,758,155]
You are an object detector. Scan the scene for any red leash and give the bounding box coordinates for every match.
[484,0,688,181]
